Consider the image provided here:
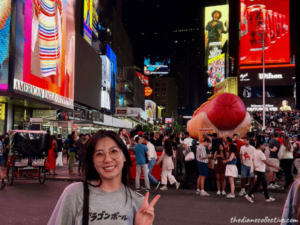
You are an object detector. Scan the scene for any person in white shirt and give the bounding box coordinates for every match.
[239,137,255,196]
[183,132,193,154]
[143,137,161,190]
[245,142,281,203]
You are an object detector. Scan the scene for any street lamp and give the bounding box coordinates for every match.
[262,22,266,130]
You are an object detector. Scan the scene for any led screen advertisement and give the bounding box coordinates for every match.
[136,72,149,86]
[243,97,294,112]
[0,0,11,91]
[144,57,170,75]
[100,55,111,110]
[92,0,99,38]
[106,45,117,113]
[205,5,228,67]
[14,0,75,109]
[145,100,156,119]
[208,53,225,87]
[240,0,290,65]
[84,0,93,44]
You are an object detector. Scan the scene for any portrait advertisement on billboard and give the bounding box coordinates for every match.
[240,0,290,65]
[100,55,111,110]
[145,100,156,119]
[208,53,225,87]
[14,0,76,109]
[205,5,229,67]
[84,0,92,44]
[144,57,171,75]
[0,0,11,91]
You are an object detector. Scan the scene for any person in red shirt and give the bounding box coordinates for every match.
[278,133,284,146]
[234,134,244,176]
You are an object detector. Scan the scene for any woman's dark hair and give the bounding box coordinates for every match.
[283,136,292,152]
[164,140,173,157]
[226,136,233,144]
[175,137,181,145]
[67,134,72,139]
[228,144,237,155]
[217,143,225,155]
[85,130,133,204]
[48,135,55,150]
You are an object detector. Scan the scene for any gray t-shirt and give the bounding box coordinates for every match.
[48,182,144,225]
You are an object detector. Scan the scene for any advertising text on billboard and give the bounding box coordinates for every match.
[144,57,170,75]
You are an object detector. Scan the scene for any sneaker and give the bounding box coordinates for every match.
[245,194,254,203]
[239,189,246,196]
[196,190,200,195]
[273,183,281,188]
[136,189,141,192]
[251,194,254,198]
[176,182,180,190]
[200,191,210,196]
[226,194,235,198]
[155,181,161,190]
[141,187,147,190]
[266,197,275,202]
[222,191,226,196]
[145,189,150,192]
[0,182,5,190]
[160,186,167,190]
[216,191,221,195]
[268,184,275,189]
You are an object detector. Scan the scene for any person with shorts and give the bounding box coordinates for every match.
[239,137,255,196]
[268,132,281,189]
[196,138,212,197]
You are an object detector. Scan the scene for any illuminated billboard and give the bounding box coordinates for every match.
[106,45,117,113]
[0,0,11,91]
[84,0,93,44]
[144,57,170,75]
[145,100,156,119]
[208,54,225,87]
[137,72,149,86]
[205,5,229,67]
[100,55,111,110]
[213,77,238,95]
[14,0,75,108]
[92,0,99,38]
[240,0,290,64]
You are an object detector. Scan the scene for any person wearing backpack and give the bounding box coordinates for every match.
[293,134,300,175]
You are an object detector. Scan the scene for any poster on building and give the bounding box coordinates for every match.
[205,5,229,67]
[145,100,156,119]
[213,77,238,95]
[92,0,99,39]
[14,0,76,109]
[208,54,225,87]
[0,0,11,91]
[84,0,93,44]
[100,55,111,110]
[106,45,117,113]
[240,0,290,64]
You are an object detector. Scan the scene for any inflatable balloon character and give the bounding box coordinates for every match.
[187,92,251,139]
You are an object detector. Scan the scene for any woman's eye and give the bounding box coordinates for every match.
[95,152,104,157]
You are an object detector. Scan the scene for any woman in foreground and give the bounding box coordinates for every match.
[48,130,160,225]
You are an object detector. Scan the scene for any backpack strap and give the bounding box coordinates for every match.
[82,182,89,225]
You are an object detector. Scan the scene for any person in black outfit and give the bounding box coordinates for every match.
[3,133,9,167]
[150,132,156,145]
[154,133,163,146]
[183,140,199,189]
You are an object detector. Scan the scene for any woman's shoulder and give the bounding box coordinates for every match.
[126,187,144,207]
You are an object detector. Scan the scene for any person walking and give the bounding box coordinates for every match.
[156,140,180,190]
[0,138,6,190]
[175,137,184,175]
[143,136,161,190]
[239,137,255,196]
[278,136,294,189]
[133,136,150,192]
[46,135,58,175]
[75,134,89,176]
[245,142,281,203]
[68,133,77,175]
[214,143,227,196]
[268,132,281,189]
[183,132,195,189]
[196,138,212,196]
[293,134,300,176]
[56,134,63,167]
[63,134,71,164]
[223,144,238,198]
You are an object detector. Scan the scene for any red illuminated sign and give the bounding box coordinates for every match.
[137,72,149,86]
[240,0,290,65]
[144,87,152,97]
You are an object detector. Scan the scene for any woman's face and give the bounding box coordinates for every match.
[219,145,224,151]
[93,137,126,182]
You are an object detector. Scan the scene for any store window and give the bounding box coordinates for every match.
[14,106,32,130]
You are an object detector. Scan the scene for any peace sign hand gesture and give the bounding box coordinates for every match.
[135,192,160,225]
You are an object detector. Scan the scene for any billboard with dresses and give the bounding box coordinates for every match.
[0,0,11,91]
[240,0,290,64]
[14,0,75,109]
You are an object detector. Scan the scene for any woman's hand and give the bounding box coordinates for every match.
[135,192,160,225]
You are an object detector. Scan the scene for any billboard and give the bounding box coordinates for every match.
[145,100,156,119]
[243,97,294,112]
[205,5,229,67]
[144,57,170,75]
[165,118,173,124]
[0,0,11,91]
[92,0,99,38]
[136,72,149,86]
[84,0,93,45]
[213,77,238,95]
[106,45,117,113]
[240,0,290,65]
[14,0,76,109]
[100,55,111,110]
[208,54,225,87]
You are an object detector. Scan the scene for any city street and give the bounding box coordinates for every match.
[0,177,288,225]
